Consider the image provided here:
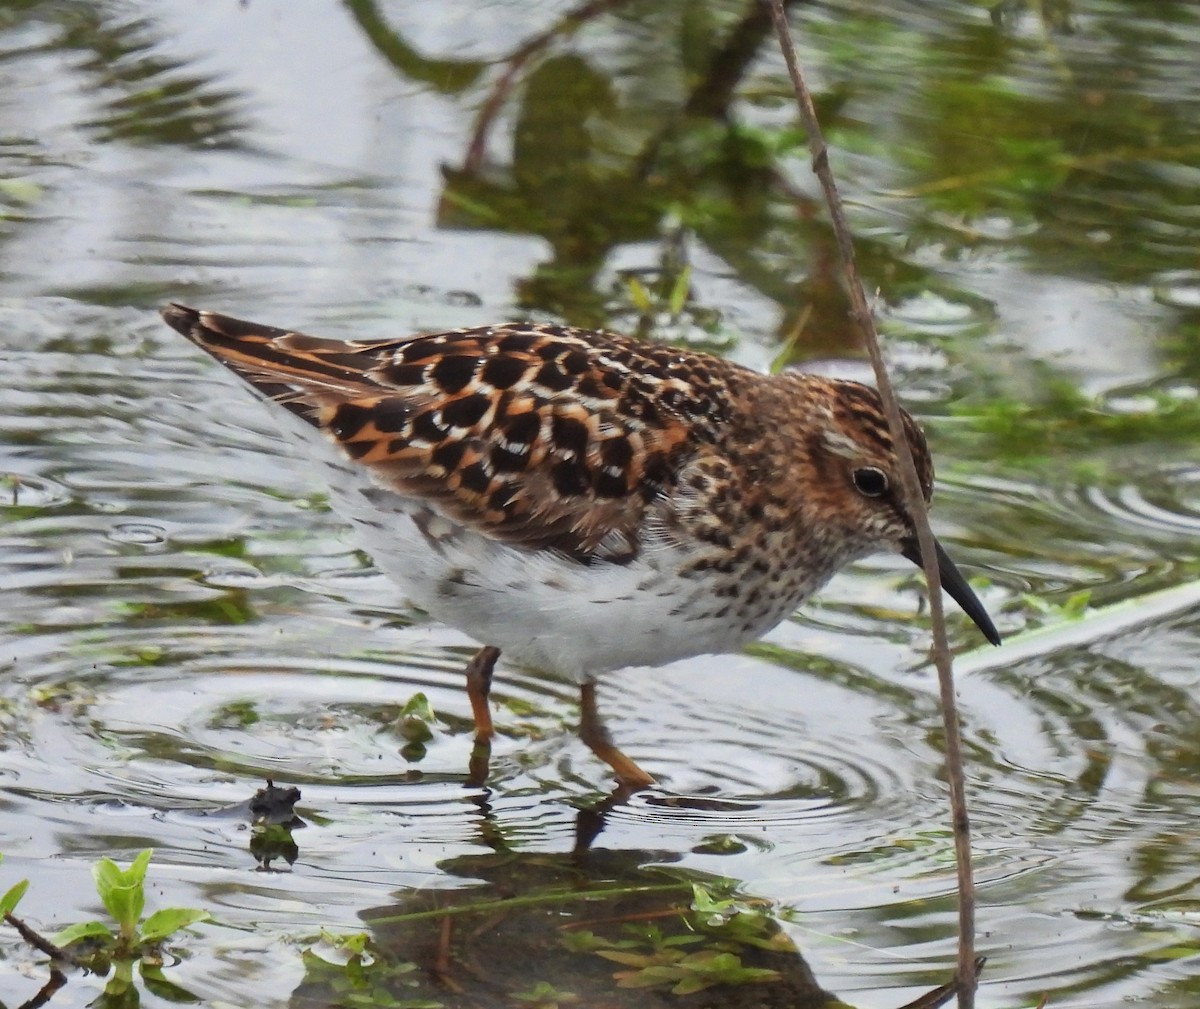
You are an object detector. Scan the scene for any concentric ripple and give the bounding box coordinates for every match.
[5,308,1200,1008]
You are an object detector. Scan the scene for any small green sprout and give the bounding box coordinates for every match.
[52,849,210,996]
[397,691,437,760]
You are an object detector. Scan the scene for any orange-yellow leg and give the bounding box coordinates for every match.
[465,645,500,739]
[578,681,656,789]
[464,646,500,787]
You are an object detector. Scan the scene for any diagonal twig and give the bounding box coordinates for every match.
[764,3,978,1005]
[4,912,89,969]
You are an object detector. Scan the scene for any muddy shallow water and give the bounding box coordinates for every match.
[2,2,1200,1007]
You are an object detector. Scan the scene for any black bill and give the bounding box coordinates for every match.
[902,536,1001,646]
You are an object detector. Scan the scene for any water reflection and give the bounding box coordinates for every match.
[292,807,975,1009]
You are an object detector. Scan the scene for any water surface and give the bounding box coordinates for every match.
[2,2,1200,1007]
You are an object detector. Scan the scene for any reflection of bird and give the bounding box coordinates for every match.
[162,304,1000,788]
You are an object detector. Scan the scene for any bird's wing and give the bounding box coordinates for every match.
[161,304,736,564]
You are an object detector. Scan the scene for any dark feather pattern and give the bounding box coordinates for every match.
[161,303,746,563]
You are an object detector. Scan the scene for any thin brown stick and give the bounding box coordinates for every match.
[765,3,978,1005]
[3,912,88,969]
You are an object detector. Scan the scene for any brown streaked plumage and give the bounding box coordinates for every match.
[161,303,1000,788]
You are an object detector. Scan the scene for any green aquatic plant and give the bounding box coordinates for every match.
[943,377,1200,473]
[53,849,211,997]
[395,690,437,760]
[303,931,444,1007]
[509,980,580,1007]
[561,881,788,995]
[600,944,781,995]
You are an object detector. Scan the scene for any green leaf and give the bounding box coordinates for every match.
[128,849,153,885]
[510,980,578,1003]
[673,974,709,995]
[53,919,113,947]
[596,949,660,967]
[399,692,435,722]
[668,266,692,317]
[690,882,736,923]
[558,929,610,953]
[1,878,29,915]
[614,965,682,989]
[94,849,152,938]
[139,907,212,943]
[99,876,144,937]
[662,932,704,947]
[320,929,372,956]
[627,276,652,313]
[93,858,122,901]
[1062,589,1092,619]
[398,692,437,744]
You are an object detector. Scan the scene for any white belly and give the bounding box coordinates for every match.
[328,473,764,679]
[270,411,829,681]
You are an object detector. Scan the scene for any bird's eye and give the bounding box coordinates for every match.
[852,466,888,497]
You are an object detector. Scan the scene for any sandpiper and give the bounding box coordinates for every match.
[161,304,1000,787]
